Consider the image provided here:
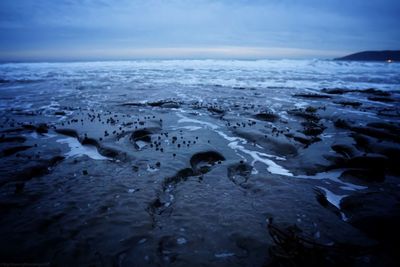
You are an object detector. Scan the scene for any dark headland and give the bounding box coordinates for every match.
[335,50,400,62]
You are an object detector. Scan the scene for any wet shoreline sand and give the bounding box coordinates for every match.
[0,60,400,266]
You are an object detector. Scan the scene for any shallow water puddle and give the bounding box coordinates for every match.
[177,113,293,176]
[316,186,349,221]
[56,137,109,160]
[297,170,367,191]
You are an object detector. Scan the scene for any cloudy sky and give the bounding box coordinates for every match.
[0,0,399,61]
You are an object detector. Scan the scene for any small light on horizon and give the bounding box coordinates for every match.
[386,59,393,63]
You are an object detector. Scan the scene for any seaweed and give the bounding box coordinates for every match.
[266,218,370,267]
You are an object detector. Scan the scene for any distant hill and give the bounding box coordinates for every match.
[335,50,400,61]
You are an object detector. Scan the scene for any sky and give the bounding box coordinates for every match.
[0,0,399,61]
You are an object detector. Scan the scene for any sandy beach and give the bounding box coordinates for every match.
[0,60,399,266]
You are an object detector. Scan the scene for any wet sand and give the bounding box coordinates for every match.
[0,62,400,266]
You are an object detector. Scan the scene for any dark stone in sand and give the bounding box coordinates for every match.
[377,108,400,118]
[334,101,362,108]
[21,123,48,134]
[341,168,385,183]
[323,154,347,168]
[0,78,10,84]
[331,144,357,159]
[367,122,399,133]
[351,126,400,143]
[21,124,36,131]
[321,88,352,95]
[322,87,390,97]
[121,102,146,107]
[163,168,195,189]
[131,129,152,143]
[148,100,181,109]
[293,93,332,99]
[334,120,400,143]
[288,109,320,122]
[346,155,388,169]
[368,96,395,103]
[254,112,279,122]
[98,146,121,159]
[81,137,99,147]
[35,123,48,134]
[55,128,79,138]
[350,133,371,151]
[341,192,400,242]
[377,147,400,174]
[334,119,351,129]
[360,88,391,97]
[207,107,225,114]
[0,136,26,143]
[54,111,66,116]
[190,151,225,172]
[227,162,252,186]
[1,145,32,157]
[292,135,321,146]
[302,125,325,136]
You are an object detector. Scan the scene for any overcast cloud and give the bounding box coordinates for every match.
[0,0,399,61]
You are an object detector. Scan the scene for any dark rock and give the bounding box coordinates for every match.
[288,109,320,122]
[98,146,121,159]
[36,123,48,134]
[346,155,388,170]
[254,112,279,122]
[331,144,356,159]
[367,122,399,133]
[0,136,26,143]
[21,124,36,131]
[131,129,152,143]
[163,168,195,189]
[360,88,391,96]
[341,168,385,183]
[334,119,351,129]
[121,102,145,107]
[190,151,225,172]
[81,137,99,147]
[148,100,180,109]
[334,101,362,108]
[292,93,332,99]
[368,96,394,103]
[302,125,325,136]
[321,88,352,95]
[350,133,371,151]
[351,126,400,143]
[54,111,66,116]
[341,192,400,242]
[1,145,32,157]
[227,162,252,186]
[207,107,225,114]
[55,128,79,138]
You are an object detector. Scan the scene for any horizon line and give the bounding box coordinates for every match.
[0,46,349,63]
